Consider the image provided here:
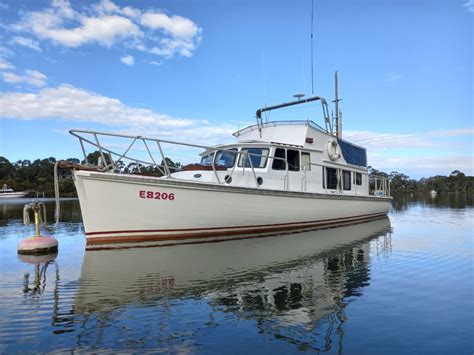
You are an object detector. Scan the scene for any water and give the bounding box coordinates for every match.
[0,195,472,353]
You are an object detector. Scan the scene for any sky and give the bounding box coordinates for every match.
[0,0,472,179]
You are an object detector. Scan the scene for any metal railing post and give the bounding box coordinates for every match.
[142,139,165,175]
[210,151,222,184]
[156,141,171,176]
[93,133,107,169]
[79,139,88,165]
[246,151,259,188]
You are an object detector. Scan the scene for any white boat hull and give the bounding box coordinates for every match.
[0,191,28,198]
[74,170,391,246]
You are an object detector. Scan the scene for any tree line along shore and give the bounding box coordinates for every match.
[1,154,472,198]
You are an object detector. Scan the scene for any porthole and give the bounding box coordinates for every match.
[224,175,232,184]
[257,177,263,185]
[193,173,202,178]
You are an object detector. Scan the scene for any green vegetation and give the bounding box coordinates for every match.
[369,167,474,193]
[0,156,77,197]
[0,154,182,197]
[0,155,471,197]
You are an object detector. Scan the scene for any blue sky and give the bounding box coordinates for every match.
[0,0,472,178]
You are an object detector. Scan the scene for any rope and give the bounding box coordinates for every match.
[38,202,52,231]
[23,205,31,225]
[22,161,61,231]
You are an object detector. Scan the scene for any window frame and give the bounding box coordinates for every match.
[287,149,300,172]
[237,147,270,168]
[342,170,351,191]
[301,152,311,171]
[272,148,287,171]
[214,148,238,168]
[325,167,338,190]
[200,152,215,166]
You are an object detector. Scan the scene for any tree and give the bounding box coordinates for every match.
[82,150,112,166]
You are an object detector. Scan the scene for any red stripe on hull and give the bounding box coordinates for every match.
[85,212,386,236]
[86,213,387,245]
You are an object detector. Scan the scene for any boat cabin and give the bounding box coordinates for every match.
[171,120,370,196]
[68,93,389,198]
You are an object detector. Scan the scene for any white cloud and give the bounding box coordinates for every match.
[11,36,42,51]
[0,84,239,150]
[368,155,473,177]
[11,0,201,59]
[0,45,13,58]
[0,58,14,70]
[19,12,141,48]
[464,0,474,13]
[93,0,120,15]
[51,0,75,19]
[2,70,47,87]
[344,128,474,151]
[140,12,199,38]
[345,128,474,176]
[121,6,141,19]
[0,84,194,127]
[120,55,134,66]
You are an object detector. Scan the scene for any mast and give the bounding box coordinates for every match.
[334,71,342,138]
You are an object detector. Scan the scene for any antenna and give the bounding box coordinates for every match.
[333,71,342,138]
[310,0,314,95]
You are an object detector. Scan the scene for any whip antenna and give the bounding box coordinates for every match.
[311,0,314,95]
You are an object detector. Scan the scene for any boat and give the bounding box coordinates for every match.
[67,73,391,247]
[0,184,28,199]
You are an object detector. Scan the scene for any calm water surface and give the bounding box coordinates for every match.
[0,194,472,354]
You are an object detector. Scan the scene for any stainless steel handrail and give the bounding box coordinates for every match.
[69,129,289,189]
[369,175,390,197]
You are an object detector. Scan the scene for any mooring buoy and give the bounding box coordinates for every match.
[18,236,58,255]
[18,202,58,255]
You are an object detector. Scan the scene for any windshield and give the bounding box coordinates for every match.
[200,153,215,166]
[238,148,269,168]
[215,149,238,168]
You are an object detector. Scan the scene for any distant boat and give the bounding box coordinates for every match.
[0,184,28,198]
[430,190,437,196]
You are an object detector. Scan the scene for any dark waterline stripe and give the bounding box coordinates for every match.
[86,213,388,246]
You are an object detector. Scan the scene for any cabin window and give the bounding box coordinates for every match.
[215,149,238,168]
[287,150,300,171]
[343,170,351,190]
[301,152,311,171]
[238,148,269,168]
[272,148,286,170]
[355,172,362,185]
[200,153,215,166]
[325,167,338,189]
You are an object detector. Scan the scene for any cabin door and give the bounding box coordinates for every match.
[272,148,304,192]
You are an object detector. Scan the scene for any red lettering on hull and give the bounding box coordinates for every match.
[139,190,175,201]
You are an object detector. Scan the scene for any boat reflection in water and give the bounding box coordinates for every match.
[72,217,391,351]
